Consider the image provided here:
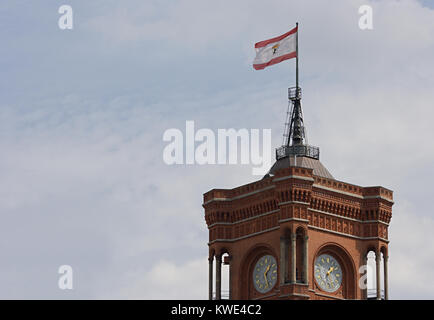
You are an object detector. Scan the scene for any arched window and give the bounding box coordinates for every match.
[220,253,231,300]
[365,249,384,300]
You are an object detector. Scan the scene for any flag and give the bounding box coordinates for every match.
[253,26,297,70]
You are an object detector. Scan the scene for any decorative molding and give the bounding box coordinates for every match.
[203,185,275,205]
[313,184,394,203]
[313,184,363,199]
[363,195,394,203]
[208,226,280,244]
[314,291,345,300]
[205,183,393,206]
[308,208,389,226]
[308,225,389,242]
[280,282,309,287]
[279,218,309,224]
[252,292,278,300]
[278,293,310,299]
[278,200,310,206]
[208,209,279,228]
[272,175,315,183]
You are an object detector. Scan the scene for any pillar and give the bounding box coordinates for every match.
[384,255,389,300]
[291,233,296,283]
[208,255,213,300]
[216,255,222,300]
[376,251,381,300]
[361,254,368,300]
[280,237,287,284]
[228,255,233,300]
[303,235,309,284]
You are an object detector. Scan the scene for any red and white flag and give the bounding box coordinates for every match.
[253,26,297,70]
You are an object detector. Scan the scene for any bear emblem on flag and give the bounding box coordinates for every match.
[272,44,280,54]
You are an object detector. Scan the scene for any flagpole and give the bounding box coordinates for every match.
[296,22,299,92]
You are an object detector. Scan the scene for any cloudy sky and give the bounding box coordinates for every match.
[1,0,434,299]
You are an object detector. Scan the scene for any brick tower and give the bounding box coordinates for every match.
[203,86,393,300]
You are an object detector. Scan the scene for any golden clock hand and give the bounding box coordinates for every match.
[326,266,334,276]
[263,265,270,287]
[264,264,271,274]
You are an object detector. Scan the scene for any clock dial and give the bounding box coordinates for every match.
[252,255,277,293]
[314,254,342,293]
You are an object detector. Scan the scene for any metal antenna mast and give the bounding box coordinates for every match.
[296,22,299,92]
[276,22,320,161]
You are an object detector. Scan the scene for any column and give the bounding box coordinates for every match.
[228,255,233,300]
[384,255,389,300]
[291,233,296,283]
[361,254,368,300]
[280,237,287,284]
[216,255,222,300]
[208,256,213,300]
[376,251,381,300]
[303,235,309,284]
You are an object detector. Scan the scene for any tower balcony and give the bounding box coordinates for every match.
[288,87,302,100]
[276,144,320,160]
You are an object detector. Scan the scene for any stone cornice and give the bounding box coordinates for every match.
[313,184,394,203]
[308,225,389,242]
[207,209,280,228]
[207,206,389,229]
[308,208,389,226]
[279,218,309,224]
[252,292,278,300]
[272,175,315,183]
[278,200,310,206]
[312,291,345,300]
[204,182,393,207]
[208,226,280,244]
[203,185,275,206]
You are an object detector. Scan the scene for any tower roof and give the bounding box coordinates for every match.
[265,155,334,179]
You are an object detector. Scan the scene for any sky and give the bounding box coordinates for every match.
[0,0,433,299]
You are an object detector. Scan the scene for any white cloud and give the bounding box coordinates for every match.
[1,0,434,299]
[389,200,434,299]
[113,257,208,299]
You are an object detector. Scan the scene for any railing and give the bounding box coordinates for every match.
[276,144,320,160]
[288,87,302,100]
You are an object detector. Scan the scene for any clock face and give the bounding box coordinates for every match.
[314,254,343,293]
[252,255,277,293]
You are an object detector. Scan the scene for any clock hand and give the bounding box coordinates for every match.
[263,265,271,287]
[264,264,270,275]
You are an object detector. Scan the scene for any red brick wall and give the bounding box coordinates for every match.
[204,166,393,300]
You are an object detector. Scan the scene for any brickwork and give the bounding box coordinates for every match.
[204,165,393,300]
